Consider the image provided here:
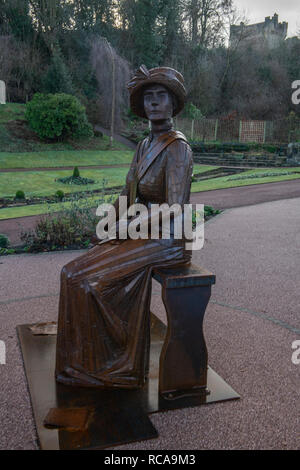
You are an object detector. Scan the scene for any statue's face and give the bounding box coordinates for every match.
[143,84,173,122]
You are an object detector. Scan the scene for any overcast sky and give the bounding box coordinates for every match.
[233,0,300,37]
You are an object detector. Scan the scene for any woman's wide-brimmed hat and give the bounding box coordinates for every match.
[127,65,186,119]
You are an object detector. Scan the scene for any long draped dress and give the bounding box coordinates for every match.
[55,126,193,389]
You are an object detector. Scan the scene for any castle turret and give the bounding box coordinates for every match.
[230,13,288,49]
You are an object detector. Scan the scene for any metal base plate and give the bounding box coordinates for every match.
[17,315,239,450]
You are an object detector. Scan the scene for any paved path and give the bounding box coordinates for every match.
[0,215,46,246]
[0,164,130,172]
[0,196,299,449]
[190,179,300,209]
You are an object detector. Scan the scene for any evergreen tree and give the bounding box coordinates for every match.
[73,0,113,31]
[42,50,74,95]
[118,0,164,68]
[0,0,33,41]
[159,0,183,66]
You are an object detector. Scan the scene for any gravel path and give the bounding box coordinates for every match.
[0,196,299,449]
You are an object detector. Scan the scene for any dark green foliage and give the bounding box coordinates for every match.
[73,166,80,178]
[15,190,25,200]
[57,168,95,185]
[0,247,16,256]
[263,145,277,154]
[20,191,114,252]
[184,103,203,120]
[0,234,10,248]
[122,0,164,67]
[42,51,74,95]
[192,206,221,228]
[55,190,65,200]
[228,171,297,181]
[204,206,221,217]
[190,142,283,154]
[0,0,33,41]
[21,215,78,251]
[25,93,93,141]
[57,165,96,185]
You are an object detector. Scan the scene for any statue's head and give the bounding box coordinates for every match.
[142,83,175,122]
[128,65,186,120]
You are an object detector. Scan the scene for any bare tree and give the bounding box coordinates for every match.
[90,37,132,133]
[0,34,43,102]
[183,0,234,48]
[219,8,250,90]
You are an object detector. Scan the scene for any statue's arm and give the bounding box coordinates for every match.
[165,139,193,207]
[112,143,141,221]
[120,139,193,237]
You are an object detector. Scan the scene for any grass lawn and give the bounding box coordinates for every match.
[191,168,300,192]
[0,164,220,219]
[0,193,117,220]
[0,168,129,198]
[0,103,25,123]
[0,150,134,169]
[193,164,219,174]
[0,164,218,199]
[0,153,216,171]
[1,164,300,220]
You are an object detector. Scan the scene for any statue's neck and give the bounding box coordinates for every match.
[149,118,173,140]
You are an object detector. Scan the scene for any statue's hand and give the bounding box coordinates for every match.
[109,239,123,245]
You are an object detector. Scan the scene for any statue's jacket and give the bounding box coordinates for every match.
[55,128,193,389]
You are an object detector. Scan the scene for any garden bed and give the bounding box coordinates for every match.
[0,204,221,255]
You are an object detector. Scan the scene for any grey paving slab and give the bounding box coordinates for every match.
[115,302,299,450]
[0,250,86,302]
[192,198,300,330]
[1,297,298,450]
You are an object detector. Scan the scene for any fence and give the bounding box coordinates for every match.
[173,117,300,144]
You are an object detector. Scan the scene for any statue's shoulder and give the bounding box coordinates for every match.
[167,131,192,154]
[171,130,188,142]
[135,137,149,158]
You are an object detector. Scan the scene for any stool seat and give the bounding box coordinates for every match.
[153,263,215,289]
[152,263,216,397]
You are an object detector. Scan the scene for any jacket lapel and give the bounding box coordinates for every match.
[137,131,186,181]
[129,131,186,205]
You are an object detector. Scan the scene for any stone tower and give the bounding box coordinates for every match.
[230,13,288,49]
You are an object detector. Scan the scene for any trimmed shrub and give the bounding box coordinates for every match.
[55,190,65,201]
[15,190,25,200]
[56,174,95,185]
[25,93,94,141]
[0,234,9,248]
[56,166,95,185]
[73,166,80,178]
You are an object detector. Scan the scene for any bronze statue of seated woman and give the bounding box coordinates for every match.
[55,65,193,389]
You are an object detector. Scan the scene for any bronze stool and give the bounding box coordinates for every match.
[153,264,216,399]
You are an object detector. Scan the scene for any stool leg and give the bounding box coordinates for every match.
[159,284,211,397]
